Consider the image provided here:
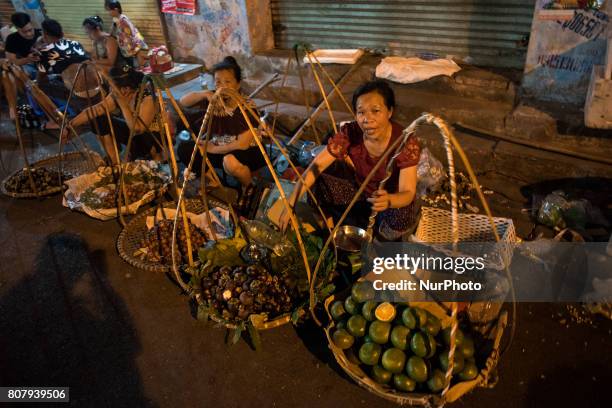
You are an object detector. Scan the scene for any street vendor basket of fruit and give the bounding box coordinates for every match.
[170,87,337,342]
[317,114,514,405]
[187,220,335,336]
[324,282,507,406]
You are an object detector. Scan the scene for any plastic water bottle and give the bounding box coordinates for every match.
[275,154,289,175]
[199,73,208,90]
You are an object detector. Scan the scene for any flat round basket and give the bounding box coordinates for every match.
[1,150,103,198]
[117,198,228,273]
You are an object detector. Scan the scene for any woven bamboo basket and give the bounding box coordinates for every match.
[168,86,339,333]
[117,198,227,273]
[323,294,507,406]
[315,114,515,406]
[1,150,103,198]
[415,208,516,270]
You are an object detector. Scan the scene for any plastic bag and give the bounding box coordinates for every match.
[537,191,608,230]
[416,148,446,196]
[241,220,295,257]
[375,56,461,84]
[537,191,568,229]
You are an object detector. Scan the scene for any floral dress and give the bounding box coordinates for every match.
[320,121,421,240]
[111,14,147,58]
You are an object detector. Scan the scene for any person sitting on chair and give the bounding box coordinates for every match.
[279,80,420,241]
[177,56,266,207]
[63,66,164,165]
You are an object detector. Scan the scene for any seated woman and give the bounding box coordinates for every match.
[63,66,163,165]
[82,16,124,73]
[279,80,420,241]
[177,56,266,202]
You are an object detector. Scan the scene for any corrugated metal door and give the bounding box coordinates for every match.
[42,0,166,52]
[0,0,15,27]
[271,0,535,68]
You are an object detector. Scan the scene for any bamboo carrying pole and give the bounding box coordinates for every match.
[313,114,513,404]
[286,54,362,146]
[0,65,39,197]
[154,84,194,266]
[163,88,219,242]
[170,87,332,310]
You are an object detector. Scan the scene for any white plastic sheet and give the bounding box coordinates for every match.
[63,160,170,221]
[375,56,461,84]
[145,207,232,240]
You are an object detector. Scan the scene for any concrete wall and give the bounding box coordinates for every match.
[522,1,610,105]
[10,0,45,27]
[163,0,273,69]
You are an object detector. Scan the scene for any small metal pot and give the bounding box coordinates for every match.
[333,225,371,253]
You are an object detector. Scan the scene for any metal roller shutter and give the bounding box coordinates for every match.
[42,0,166,52]
[271,0,536,68]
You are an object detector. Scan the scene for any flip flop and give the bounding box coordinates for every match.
[236,184,256,215]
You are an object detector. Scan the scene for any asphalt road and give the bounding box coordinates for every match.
[1,117,611,407]
[0,191,611,408]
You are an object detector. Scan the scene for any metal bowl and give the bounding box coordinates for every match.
[333,225,371,253]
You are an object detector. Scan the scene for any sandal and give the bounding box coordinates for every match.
[236,183,256,214]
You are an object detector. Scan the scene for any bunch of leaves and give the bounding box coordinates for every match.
[194,235,247,278]
[272,229,336,301]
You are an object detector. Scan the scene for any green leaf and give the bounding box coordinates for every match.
[247,323,262,351]
[230,324,244,345]
[318,284,336,300]
[291,309,302,325]
[197,304,209,322]
[197,236,246,270]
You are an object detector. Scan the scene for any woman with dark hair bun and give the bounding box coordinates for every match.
[279,80,421,241]
[177,56,266,208]
[63,65,163,165]
[82,16,124,73]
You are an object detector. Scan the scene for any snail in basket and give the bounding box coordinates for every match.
[4,167,70,193]
[329,281,479,393]
[140,219,207,265]
[199,264,298,323]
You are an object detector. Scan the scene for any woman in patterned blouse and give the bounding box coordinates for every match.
[105,1,148,67]
[279,80,421,241]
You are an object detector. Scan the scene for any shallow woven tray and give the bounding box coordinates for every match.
[117,198,228,273]
[1,150,103,198]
